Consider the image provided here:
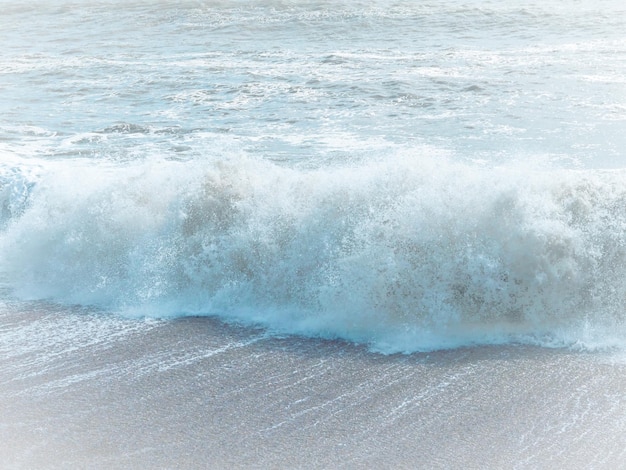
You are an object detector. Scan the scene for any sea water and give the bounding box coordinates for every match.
[1,0,626,353]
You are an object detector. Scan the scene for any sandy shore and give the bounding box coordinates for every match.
[2,305,626,469]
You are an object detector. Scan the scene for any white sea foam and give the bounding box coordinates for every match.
[1,154,626,352]
[2,0,626,352]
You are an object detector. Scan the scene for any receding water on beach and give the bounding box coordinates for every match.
[2,0,626,467]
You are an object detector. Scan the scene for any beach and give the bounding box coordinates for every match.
[2,1,626,467]
[2,305,626,469]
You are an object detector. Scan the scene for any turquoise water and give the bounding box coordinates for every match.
[1,0,626,352]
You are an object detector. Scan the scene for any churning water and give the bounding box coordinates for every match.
[2,0,626,352]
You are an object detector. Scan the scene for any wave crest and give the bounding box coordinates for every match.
[2,155,626,352]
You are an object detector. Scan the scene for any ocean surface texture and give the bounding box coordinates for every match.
[2,1,626,467]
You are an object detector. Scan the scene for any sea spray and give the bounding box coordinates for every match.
[2,154,626,352]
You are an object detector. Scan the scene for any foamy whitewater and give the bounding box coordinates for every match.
[2,0,626,353]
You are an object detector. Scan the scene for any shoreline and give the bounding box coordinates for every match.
[2,307,626,468]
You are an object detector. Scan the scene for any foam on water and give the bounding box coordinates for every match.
[2,0,626,352]
[2,154,626,352]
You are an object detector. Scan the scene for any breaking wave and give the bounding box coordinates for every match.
[2,153,626,352]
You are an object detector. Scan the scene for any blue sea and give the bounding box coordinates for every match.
[2,0,626,353]
[3,1,626,467]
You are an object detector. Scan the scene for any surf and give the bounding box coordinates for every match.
[2,153,626,352]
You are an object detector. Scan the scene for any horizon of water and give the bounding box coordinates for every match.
[1,0,626,353]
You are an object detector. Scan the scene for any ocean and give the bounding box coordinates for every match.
[2,0,626,467]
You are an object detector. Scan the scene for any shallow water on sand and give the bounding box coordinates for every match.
[2,303,626,469]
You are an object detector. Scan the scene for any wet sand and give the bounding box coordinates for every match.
[2,306,626,469]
